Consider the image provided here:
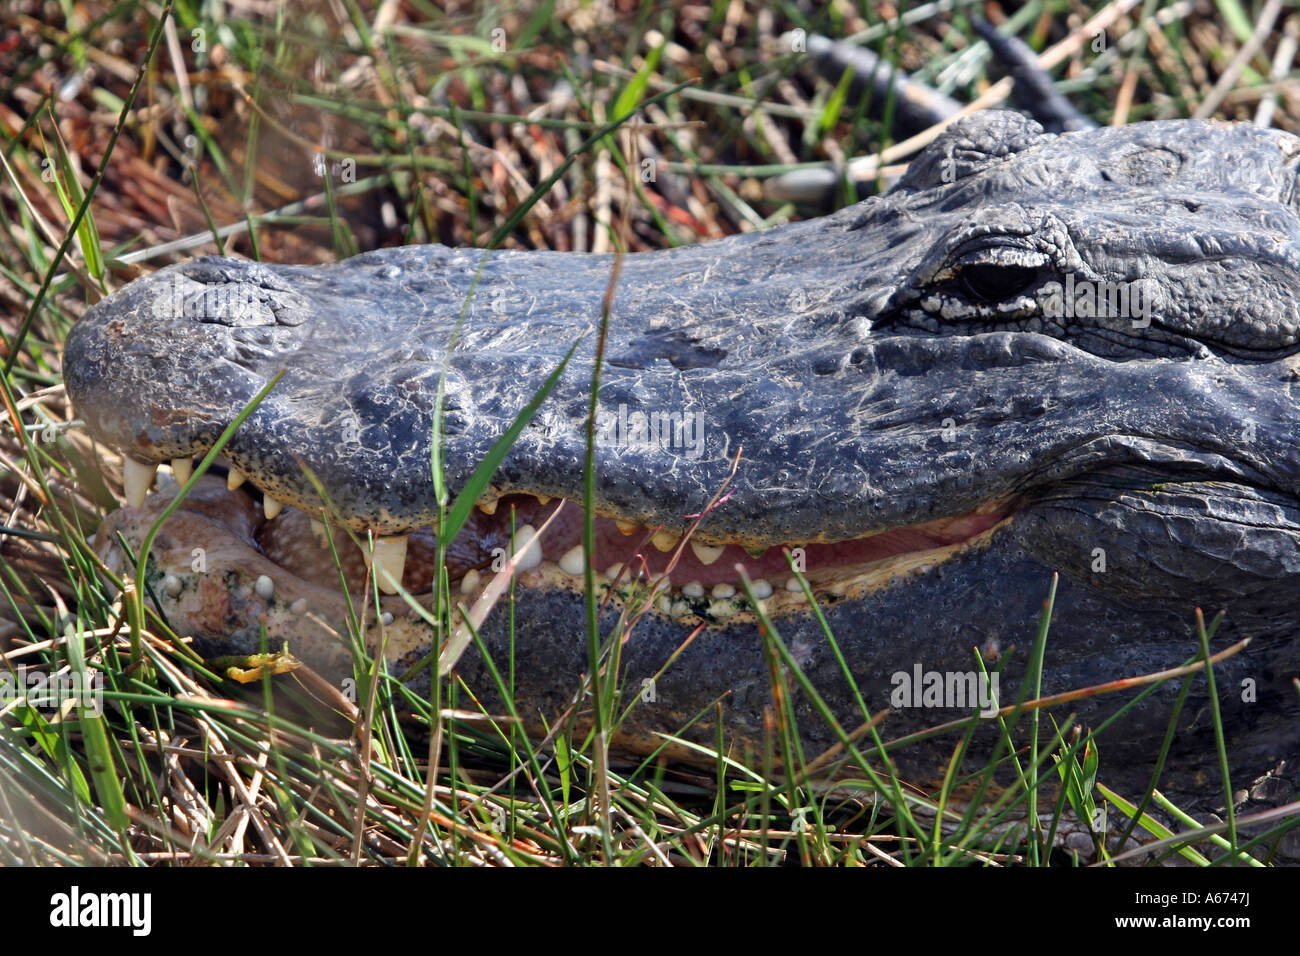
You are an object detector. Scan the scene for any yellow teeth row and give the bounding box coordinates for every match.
[124,457,293,520]
[123,457,248,506]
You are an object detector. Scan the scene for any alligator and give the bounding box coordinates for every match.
[63,110,1300,833]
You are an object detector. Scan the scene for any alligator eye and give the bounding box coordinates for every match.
[955,264,1041,303]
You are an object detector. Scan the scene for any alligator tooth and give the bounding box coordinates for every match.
[227,467,247,491]
[255,575,274,599]
[651,530,680,552]
[743,545,768,559]
[263,496,284,519]
[559,545,586,576]
[605,563,624,581]
[616,519,638,536]
[310,519,327,547]
[369,535,408,595]
[751,579,773,599]
[460,569,481,594]
[711,583,735,600]
[290,598,308,614]
[511,524,543,572]
[163,574,183,598]
[479,499,498,515]
[690,540,724,565]
[784,577,803,592]
[122,458,158,508]
[171,457,193,484]
[682,581,705,598]
[535,495,551,506]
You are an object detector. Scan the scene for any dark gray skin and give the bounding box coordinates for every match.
[65,112,1300,814]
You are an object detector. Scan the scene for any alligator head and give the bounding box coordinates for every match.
[64,112,1300,797]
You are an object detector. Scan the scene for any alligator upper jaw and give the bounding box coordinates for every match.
[70,299,1299,592]
[63,113,1300,554]
[62,259,1300,550]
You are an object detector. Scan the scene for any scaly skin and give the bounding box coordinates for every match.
[65,113,1300,823]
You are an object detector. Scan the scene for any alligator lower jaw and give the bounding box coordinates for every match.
[109,474,1013,622]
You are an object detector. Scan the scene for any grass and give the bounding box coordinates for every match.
[2,0,1300,866]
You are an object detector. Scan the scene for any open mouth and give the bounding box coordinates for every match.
[124,462,1014,621]
[436,493,1012,605]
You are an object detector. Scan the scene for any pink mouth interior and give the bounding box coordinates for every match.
[494,496,1007,584]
